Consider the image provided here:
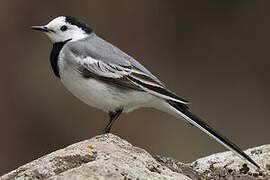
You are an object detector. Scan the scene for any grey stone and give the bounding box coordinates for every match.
[1,134,269,180]
[1,134,191,180]
[191,144,270,180]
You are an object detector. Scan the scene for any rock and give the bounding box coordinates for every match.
[191,144,270,180]
[1,134,269,180]
[1,134,191,180]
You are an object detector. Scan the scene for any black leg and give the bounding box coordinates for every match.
[102,109,123,134]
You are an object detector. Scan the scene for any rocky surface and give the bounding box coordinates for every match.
[191,144,270,180]
[1,134,269,180]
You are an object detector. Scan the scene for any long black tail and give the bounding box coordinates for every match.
[167,100,260,169]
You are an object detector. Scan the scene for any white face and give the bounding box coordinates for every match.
[43,16,89,43]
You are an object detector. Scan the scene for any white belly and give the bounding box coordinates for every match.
[59,64,155,113]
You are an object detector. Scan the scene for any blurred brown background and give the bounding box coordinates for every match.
[0,0,269,175]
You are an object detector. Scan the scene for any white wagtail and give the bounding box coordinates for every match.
[32,16,260,169]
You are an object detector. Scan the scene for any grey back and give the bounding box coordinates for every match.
[65,33,164,86]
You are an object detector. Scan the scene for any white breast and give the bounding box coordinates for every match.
[58,59,157,113]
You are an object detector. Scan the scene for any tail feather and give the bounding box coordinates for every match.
[167,100,260,169]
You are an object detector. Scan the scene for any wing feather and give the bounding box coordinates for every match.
[78,56,130,79]
[65,36,189,104]
[128,67,189,104]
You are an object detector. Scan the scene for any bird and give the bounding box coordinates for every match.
[32,16,260,169]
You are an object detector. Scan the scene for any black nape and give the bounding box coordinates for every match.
[65,16,93,34]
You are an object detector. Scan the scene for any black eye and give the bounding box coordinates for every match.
[60,25,68,31]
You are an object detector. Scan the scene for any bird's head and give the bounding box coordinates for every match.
[32,16,93,43]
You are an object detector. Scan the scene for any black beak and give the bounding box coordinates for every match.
[31,26,53,32]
